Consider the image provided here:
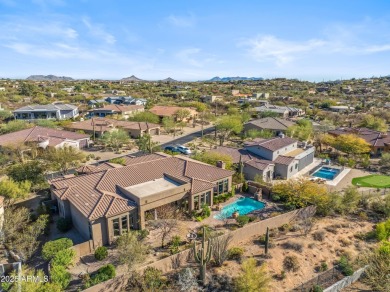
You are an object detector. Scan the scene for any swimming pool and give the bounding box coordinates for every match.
[214,197,265,220]
[312,166,341,180]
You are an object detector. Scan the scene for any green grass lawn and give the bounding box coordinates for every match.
[352,175,390,188]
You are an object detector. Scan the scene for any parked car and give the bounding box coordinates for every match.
[164,146,180,153]
[176,145,192,155]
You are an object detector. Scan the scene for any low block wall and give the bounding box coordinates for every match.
[323,266,367,292]
[84,206,316,292]
[72,240,94,259]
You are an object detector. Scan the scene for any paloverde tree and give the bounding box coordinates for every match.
[175,108,191,122]
[331,134,371,157]
[233,258,271,292]
[43,146,85,175]
[215,115,243,146]
[100,129,130,152]
[0,178,31,206]
[136,133,160,153]
[116,231,150,271]
[129,111,160,124]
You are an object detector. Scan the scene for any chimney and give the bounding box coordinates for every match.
[216,160,226,169]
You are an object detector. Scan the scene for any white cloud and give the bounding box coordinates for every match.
[82,17,116,44]
[166,14,196,27]
[243,30,390,66]
[176,48,202,67]
[242,35,326,66]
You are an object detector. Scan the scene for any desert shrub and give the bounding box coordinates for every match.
[228,247,244,260]
[283,255,300,272]
[143,267,165,290]
[312,231,326,241]
[281,242,303,252]
[94,246,108,261]
[51,249,75,267]
[310,285,324,292]
[325,225,339,234]
[340,238,351,247]
[56,217,72,232]
[50,264,71,289]
[338,256,354,276]
[375,219,390,241]
[278,224,291,232]
[86,264,116,287]
[233,258,270,292]
[271,194,281,201]
[242,181,249,192]
[42,238,73,261]
[170,235,181,254]
[138,229,149,240]
[109,157,126,165]
[315,261,328,272]
[236,215,250,227]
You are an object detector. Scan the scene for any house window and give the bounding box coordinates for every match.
[113,218,120,236]
[129,215,135,229]
[290,166,293,172]
[121,216,128,233]
[88,222,93,239]
[295,164,298,169]
[194,196,199,210]
[223,179,229,193]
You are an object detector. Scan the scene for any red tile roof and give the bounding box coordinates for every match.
[149,105,197,117]
[273,155,296,165]
[328,127,390,148]
[0,126,89,147]
[245,136,296,151]
[50,154,234,221]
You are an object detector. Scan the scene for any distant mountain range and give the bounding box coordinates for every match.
[120,75,145,82]
[120,75,178,82]
[26,75,74,81]
[207,76,264,82]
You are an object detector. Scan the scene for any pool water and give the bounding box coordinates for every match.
[214,197,265,220]
[312,166,340,180]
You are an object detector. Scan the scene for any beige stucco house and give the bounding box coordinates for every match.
[50,153,234,247]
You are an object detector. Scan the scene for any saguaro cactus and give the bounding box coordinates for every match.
[264,227,269,255]
[193,226,213,285]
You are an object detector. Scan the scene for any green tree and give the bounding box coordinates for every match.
[162,116,177,136]
[0,110,12,121]
[3,207,48,260]
[136,133,160,153]
[331,134,371,156]
[100,129,130,152]
[50,265,71,290]
[233,258,271,292]
[272,178,331,215]
[42,238,74,261]
[6,161,46,185]
[33,119,58,128]
[245,129,274,139]
[215,116,243,145]
[18,82,37,96]
[339,186,361,215]
[175,108,191,122]
[192,151,233,169]
[0,120,31,134]
[379,153,390,170]
[6,267,61,292]
[361,114,389,132]
[129,111,160,124]
[287,120,313,141]
[0,178,31,205]
[116,232,150,271]
[43,146,85,175]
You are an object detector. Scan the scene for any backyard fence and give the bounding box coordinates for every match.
[323,266,367,292]
[292,266,344,292]
[84,205,316,292]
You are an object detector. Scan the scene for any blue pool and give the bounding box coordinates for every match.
[312,166,340,180]
[214,197,265,220]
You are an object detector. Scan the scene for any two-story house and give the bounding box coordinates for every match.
[49,154,234,247]
[210,135,315,181]
[14,104,79,120]
[88,104,144,119]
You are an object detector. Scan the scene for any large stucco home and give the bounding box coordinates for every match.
[210,135,315,181]
[14,104,79,120]
[49,154,234,247]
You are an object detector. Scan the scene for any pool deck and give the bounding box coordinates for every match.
[324,167,351,186]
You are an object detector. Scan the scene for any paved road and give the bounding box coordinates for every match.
[46,126,216,179]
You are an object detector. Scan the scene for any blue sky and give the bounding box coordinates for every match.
[1,0,390,81]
